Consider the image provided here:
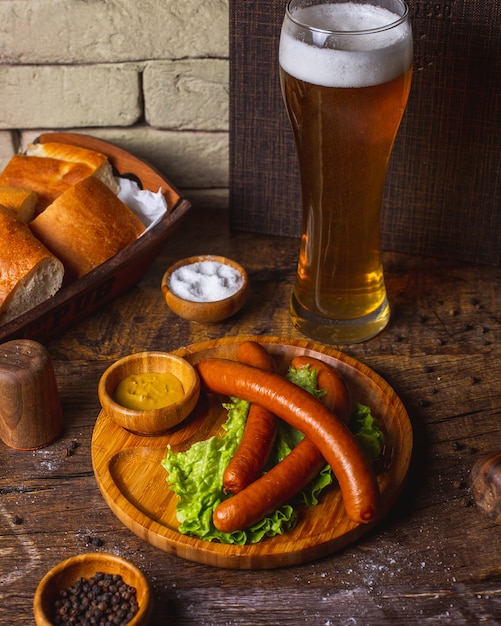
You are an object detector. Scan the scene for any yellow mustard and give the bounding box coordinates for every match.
[114,372,184,411]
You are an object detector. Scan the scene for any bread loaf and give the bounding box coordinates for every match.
[0,186,38,222]
[26,141,120,195]
[0,206,64,326]
[29,176,146,282]
[0,142,119,213]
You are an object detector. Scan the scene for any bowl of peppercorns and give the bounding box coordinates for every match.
[33,552,153,625]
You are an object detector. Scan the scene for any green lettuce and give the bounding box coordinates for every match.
[161,366,384,545]
[285,363,326,400]
[162,397,297,544]
[350,402,385,463]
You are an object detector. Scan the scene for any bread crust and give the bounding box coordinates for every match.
[0,206,64,324]
[0,155,97,212]
[26,141,120,195]
[0,142,120,213]
[26,142,108,170]
[29,176,146,282]
[0,186,38,222]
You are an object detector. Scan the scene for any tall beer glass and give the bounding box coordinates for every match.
[280,0,412,343]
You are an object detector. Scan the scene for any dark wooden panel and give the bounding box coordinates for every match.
[230,1,501,265]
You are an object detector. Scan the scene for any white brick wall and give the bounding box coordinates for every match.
[0,0,229,208]
[144,60,229,131]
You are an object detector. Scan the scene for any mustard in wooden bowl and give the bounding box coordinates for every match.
[114,371,185,411]
[98,351,200,436]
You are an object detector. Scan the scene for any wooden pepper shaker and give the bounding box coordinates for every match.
[0,339,63,450]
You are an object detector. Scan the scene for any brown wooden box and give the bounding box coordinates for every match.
[230,1,501,266]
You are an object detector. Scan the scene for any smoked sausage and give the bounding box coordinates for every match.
[290,355,351,423]
[236,340,276,372]
[196,358,380,525]
[214,354,353,532]
[223,341,278,493]
[214,437,325,532]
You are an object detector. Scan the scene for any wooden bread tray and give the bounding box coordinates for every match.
[0,132,191,344]
[92,336,413,570]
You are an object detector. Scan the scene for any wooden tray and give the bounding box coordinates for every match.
[92,336,412,569]
[0,132,191,344]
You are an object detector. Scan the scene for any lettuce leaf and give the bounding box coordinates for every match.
[162,397,298,544]
[285,363,326,400]
[350,402,385,463]
[161,366,384,545]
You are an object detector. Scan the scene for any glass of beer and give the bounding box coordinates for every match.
[279,0,413,343]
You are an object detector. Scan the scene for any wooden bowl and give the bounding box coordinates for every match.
[98,351,200,436]
[33,552,153,626]
[161,255,249,323]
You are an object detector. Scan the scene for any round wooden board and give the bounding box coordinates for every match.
[91,336,412,569]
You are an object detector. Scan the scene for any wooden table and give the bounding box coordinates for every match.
[1,204,500,625]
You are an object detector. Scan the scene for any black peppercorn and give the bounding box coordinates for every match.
[52,571,139,625]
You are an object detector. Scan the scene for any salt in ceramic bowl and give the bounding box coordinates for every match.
[98,351,200,436]
[161,255,250,323]
[33,552,153,626]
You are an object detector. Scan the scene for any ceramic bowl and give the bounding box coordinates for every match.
[33,552,153,626]
[98,351,200,435]
[161,255,250,323]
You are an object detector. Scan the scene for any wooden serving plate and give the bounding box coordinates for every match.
[0,132,191,344]
[92,336,413,569]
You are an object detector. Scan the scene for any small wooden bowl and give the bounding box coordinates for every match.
[161,255,249,323]
[33,552,153,626]
[98,351,200,436]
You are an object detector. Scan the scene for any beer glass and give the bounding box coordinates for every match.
[280,0,413,343]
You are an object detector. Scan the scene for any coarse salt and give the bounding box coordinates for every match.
[169,260,244,303]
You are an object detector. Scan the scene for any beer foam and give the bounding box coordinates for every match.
[279,2,412,88]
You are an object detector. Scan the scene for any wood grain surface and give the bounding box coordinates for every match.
[1,203,500,624]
